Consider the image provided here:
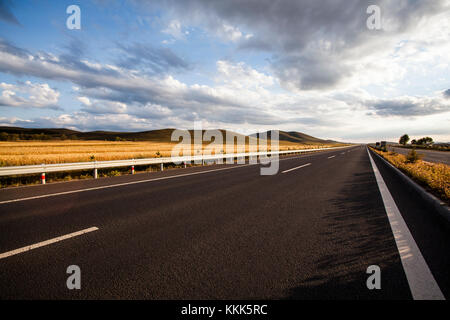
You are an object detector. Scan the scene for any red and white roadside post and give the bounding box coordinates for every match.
[41,172,46,184]
[131,165,135,174]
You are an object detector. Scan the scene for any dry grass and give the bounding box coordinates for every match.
[371,148,450,204]
[0,140,340,166]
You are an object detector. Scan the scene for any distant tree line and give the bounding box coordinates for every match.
[0,132,75,141]
[399,134,433,146]
[0,132,141,142]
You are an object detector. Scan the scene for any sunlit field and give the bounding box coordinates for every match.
[0,140,343,167]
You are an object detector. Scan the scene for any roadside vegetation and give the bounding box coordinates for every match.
[397,133,449,151]
[370,147,450,205]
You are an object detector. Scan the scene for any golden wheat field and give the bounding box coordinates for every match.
[0,140,337,166]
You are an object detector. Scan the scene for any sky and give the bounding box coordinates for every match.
[0,0,449,143]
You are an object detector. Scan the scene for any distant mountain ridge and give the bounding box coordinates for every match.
[0,126,339,144]
[0,127,253,143]
[250,130,338,144]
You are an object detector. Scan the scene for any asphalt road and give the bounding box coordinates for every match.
[0,146,448,299]
[388,146,450,165]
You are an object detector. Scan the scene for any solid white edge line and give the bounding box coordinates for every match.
[0,227,99,260]
[328,155,336,159]
[366,148,445,300]
[281,163,311,173]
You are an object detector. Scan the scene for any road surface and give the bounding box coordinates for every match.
[388,146,450,165]
[0,146,448,299]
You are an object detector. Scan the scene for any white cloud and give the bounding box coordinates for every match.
[162,20,186,40]
[220,24,243,42]
[216,60,274,89]
[0,81,60,109]
[77,96,91,106]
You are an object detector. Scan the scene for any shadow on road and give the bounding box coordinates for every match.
[284,163,412,300]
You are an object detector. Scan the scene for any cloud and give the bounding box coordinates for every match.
[116,42,190,74]
[335,90,450,117]
[148,0,450,91]
[216,60,274,88]
[162,20,186,40]
[444,89,450,99]
[0,39,236,110]
[367,96,450,117]
[0,112,159,132]
[0,38,329,130]
[77,96,92,106]
[0,81,60,109]
[0,0,20,25]
[0,39,286,125]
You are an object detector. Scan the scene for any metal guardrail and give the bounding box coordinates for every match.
[0,146,350,177]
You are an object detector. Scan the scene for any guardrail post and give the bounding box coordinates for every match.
[41,172,46,184]
[160,163,164,171]
[93,160,98,179]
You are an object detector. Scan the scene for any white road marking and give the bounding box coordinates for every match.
[281,163,311,173]
[328,155,336,159]
[0,164,260,205]
[0,150,353,205]
[366,148,445,300]
[0,227,99,260]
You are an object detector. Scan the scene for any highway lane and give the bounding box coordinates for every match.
[388,146,450,165]
[0,145,448,299]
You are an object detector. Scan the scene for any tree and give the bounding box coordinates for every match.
[417,137,433,146]
[411,139,417,145]
[0,132,8,141]
[399,134,409,145]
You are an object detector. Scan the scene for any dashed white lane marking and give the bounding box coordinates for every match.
[328,155,336,159]
[0,227,99,260]
[367,148,445,300]
[281,163,311,174]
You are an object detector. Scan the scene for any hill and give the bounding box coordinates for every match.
[250,130,338,144]
[0,126,255,143]
[0,127,339,145]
